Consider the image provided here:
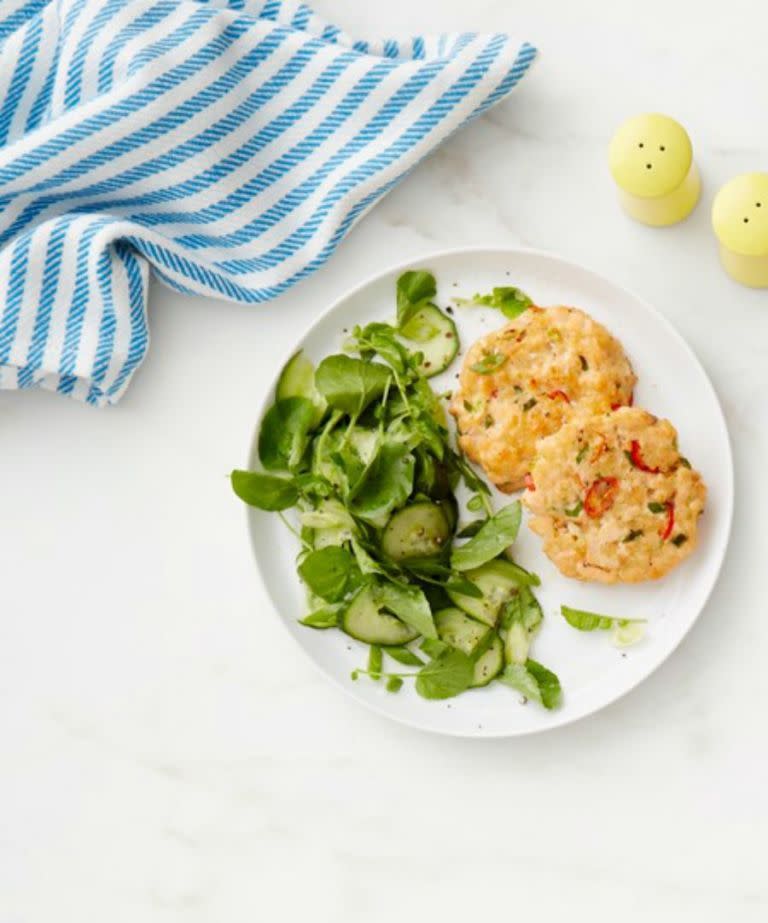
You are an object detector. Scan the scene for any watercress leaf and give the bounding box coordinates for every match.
[299,606,341,629]
[561,605,615,632]
[230,470,298,511]
[498,662,540,701]
[452,452,491,497]
[420,637,449,659]
[354,323,410,374]
[258,397,316,471]
[350,539,386,576]
[526,659,562,709]
[444,576,483,599]
[415,648,474,700]
[451,502,522,571]
[299,499,355,532]
[403,559,453,582]
[498,659,562,710]
[386,675,404,693]
[293,473,332,499]
[376,580,437,640]
[456,520,486,538]
[315,354,392,416]
[385,646,425,667]
[349,442,415,527]
[368,645,383,680]
[503,559,542,587]
[298,546,356,602]
[396,270,437,328]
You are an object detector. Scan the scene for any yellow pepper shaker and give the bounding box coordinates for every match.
[608,113,701,226]
[711,173,768,287]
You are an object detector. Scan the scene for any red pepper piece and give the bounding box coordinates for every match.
[524,473,536,492]
[611,393,634,411]
[660,501,675,540]
[628,439,660,473]
[584,477,619,518]
[547,389,570,403]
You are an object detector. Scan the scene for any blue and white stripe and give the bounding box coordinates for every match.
[0,0,536,405]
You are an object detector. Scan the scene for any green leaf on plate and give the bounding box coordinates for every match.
[348,442,415,527]
[376,580,437,640]
[298,546,356,602]
[415,648,474,700]
[396,270,437,328]
[451,502,521,571]
[384,646,425,667]
[258,397,317,471]
[230,470,298,511]
[498,659,562,710]
[315,354,391,416]
[299,605,342,629]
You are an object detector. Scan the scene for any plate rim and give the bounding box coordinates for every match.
[243,245,735,738]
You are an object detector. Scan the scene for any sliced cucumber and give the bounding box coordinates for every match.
[447,559,526,627]
[277,350,327,424]
[434,608,503,687]
[381,502,451,561]
[504,622,529,665]
[438,494,458,533]
[342,587,419,645]
[435,607,488,649]
[472,636,504,687]
[399,305,459,378]
[502,552,542,586]
[300,499,354,549]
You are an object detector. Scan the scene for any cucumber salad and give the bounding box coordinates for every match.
[232,270,642,710]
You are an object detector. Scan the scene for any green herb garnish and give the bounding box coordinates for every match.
[561,605,647,647]
[456,286,532,319]
[470,352,507,375]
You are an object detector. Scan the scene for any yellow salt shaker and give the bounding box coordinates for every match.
[608,113,701,226]
[712,173,768,287]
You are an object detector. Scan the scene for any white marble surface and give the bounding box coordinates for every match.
[2,1,767,919]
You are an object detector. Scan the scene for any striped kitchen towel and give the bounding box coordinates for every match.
[0,0,536,406]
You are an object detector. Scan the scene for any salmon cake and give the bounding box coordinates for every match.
[450,306,636,491]
[522,407,707,583]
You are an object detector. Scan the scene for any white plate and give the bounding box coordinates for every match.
[245,247,733,737]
